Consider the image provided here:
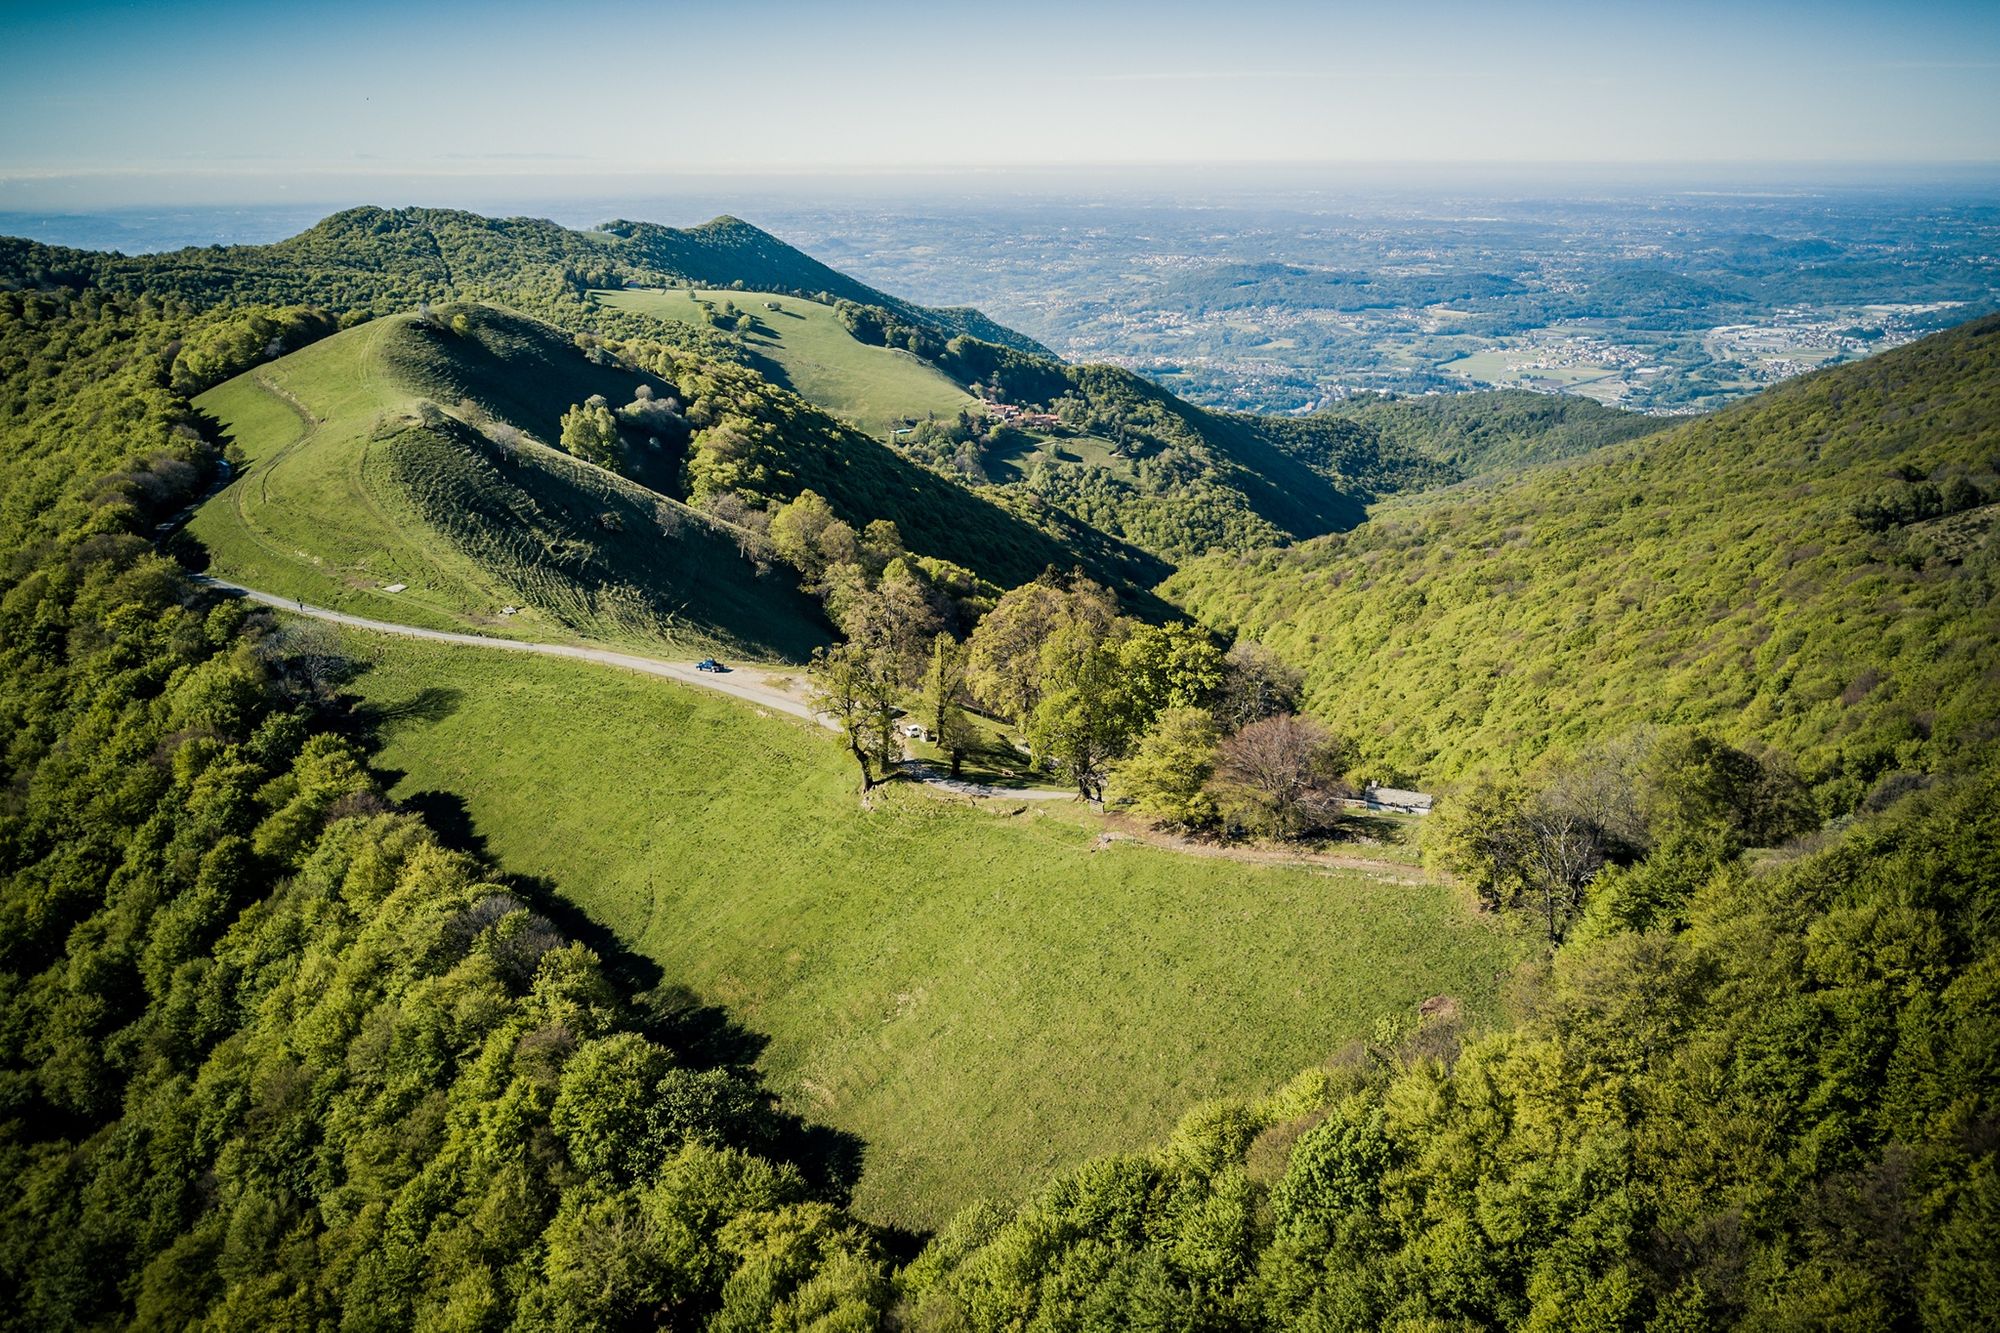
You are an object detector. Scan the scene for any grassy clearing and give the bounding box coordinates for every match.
[982,429,1130,484]
[344,630,1530,1231]
[189,307,827,659]
[595,287,976,434]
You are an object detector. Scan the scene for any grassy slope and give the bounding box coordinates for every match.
[189,307,827,659]
[1166,315,2000,795]
[348,632,1526,1231]
[604,215,1049,355]
[597,287,975,433]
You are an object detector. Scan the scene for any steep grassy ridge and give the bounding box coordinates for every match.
[603,216,1047,353]
[189,306,828,657]
[349,632,1527,1231]
[1168,315,2000,800]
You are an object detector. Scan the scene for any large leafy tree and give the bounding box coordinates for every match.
[966,576,1117,723]
[558,396,622,468]
[807,641,900,792]
[1028,625,1140,802]
[1114,705,1222,828]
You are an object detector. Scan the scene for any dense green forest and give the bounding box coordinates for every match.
[2,213,1996,1328]
[1296,390,1665,477]
[1169,316,2000,805]
[0,289,898,1328]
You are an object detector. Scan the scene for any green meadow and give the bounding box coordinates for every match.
[189,318,517,633]
[596,287,977,433]
[346,630,1529,1230]
[188,308,828,658]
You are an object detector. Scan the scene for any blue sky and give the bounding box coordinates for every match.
[3,0,1997,205]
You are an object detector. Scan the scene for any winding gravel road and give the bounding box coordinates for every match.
[198,577,1071,801]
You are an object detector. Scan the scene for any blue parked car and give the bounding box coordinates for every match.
[696,658,729,673]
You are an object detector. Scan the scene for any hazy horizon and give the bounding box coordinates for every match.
[4,0,1998,212]
[8,161,2000,255]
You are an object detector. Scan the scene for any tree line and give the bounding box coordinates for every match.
[764,505,1366,841]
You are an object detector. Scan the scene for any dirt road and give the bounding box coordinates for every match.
[198,576,1072,801]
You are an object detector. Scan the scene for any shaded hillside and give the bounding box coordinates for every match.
[1166,314,2000,803]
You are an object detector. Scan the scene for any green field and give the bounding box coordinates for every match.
[597,287,977,434]
[346,630,1527,1230]
[190,318,516,633]
[188,307,827,659]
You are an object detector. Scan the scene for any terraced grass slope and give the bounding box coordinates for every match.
[350,631,1526,1231]
[189,305,828,658]
[1167,315,2000,802]
[597,287,976,433]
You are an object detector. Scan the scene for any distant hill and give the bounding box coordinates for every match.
[0,207,1048,354]
[602,285,1379,561]
[650,287,1661,565]
[595,286,978,433]
[1166,314,2000,801]
[596,215,1046,353]
[1299,389,1665,476]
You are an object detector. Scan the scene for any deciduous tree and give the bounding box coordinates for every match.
[923,633,974,777]
[1028,626,1138,802]
[1215,640,1304,731]
[1211,713,1350,839]
[559,398,621,469]
[1115,706,1221,828]
[808,642,899,792]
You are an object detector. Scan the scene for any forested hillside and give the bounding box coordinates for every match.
[1169,316,2000,802]
[903,773,2000,1328]
[1298,388,1665,476]
[3,212,1996,1331]
[0,289,896,1328]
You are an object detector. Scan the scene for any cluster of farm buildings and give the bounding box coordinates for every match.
[978,399,1063,430]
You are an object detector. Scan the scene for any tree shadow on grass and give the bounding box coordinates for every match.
[351,679,886,1221]
[351,685,464,731]
[768,1116,871,1210]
